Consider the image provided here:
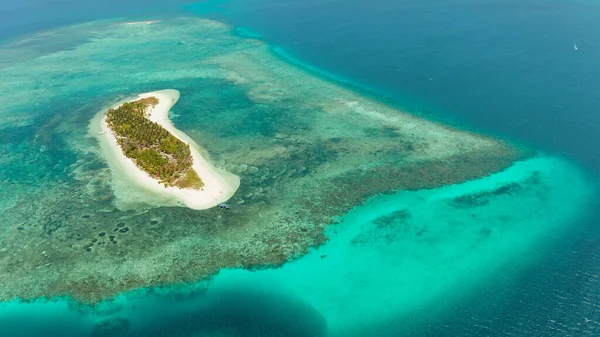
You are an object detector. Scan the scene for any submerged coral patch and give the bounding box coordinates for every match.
[0,17,581,319]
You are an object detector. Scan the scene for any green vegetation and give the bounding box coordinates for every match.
[106,97,203,189]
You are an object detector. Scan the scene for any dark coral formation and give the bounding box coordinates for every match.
[90,318,130,337]
[450,172,540,208]
[0,17,531,303]
[0,137,525,302]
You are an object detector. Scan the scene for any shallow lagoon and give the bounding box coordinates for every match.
[0,155,594,336]
[0,16,597,336]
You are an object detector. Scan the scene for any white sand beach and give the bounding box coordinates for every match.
[99,89,240,210]
[123,20,161,25]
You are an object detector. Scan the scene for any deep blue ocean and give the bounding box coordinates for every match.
[3,0,600,169]
[2,0,600,336]
[201,0,600,170]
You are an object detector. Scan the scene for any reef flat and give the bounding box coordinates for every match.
[0,155,593,337]
[0,18,530,302]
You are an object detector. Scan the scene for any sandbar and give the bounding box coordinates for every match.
[123,20,161,25]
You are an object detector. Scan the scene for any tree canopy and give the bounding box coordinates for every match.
[106,97,203,189]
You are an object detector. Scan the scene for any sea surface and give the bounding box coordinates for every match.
[2,0,600,336]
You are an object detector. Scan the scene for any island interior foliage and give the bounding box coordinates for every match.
[105,97,203,189]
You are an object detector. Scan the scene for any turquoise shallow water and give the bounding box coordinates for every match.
[0,151,595,335]
[207,156,595,335]
[1,2,600,336]
[202,0,600,170]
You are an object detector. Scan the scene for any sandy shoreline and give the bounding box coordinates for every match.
[123,20,161,25]
[99,89,240,210]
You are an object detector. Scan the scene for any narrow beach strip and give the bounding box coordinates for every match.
[99,89,240,210]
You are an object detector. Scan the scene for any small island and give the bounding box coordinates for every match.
[106,97,203,189]
[99,90,239,210]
